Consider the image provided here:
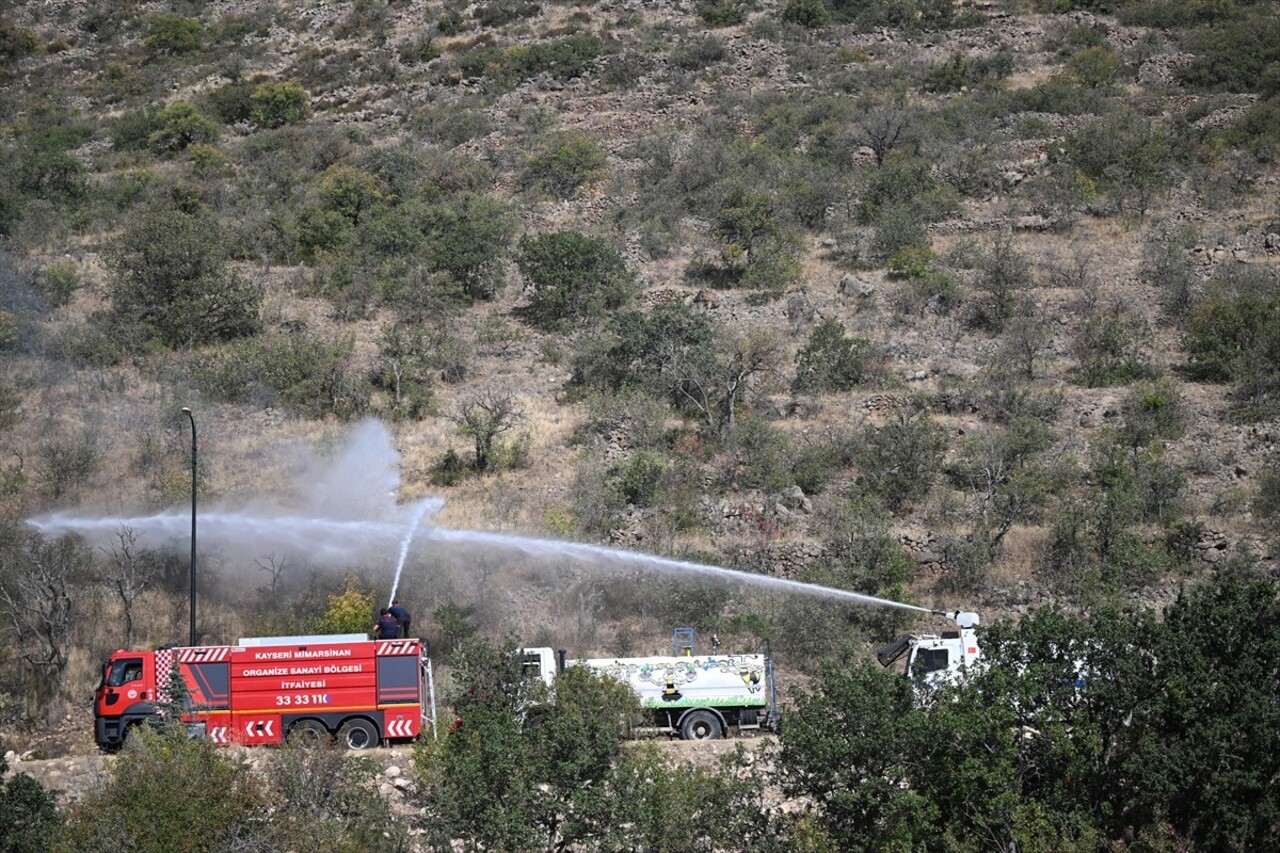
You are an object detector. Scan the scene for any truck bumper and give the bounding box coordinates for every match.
[95,716,125,750]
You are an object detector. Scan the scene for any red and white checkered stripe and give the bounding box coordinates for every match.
[154,648,177,702]
[376,640,417,656]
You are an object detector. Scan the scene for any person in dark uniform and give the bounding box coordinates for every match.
[389,600,412,638]
[374,608,401,639]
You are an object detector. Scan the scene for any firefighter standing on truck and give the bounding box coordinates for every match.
[374,608,401,639]
[389,600,412,638]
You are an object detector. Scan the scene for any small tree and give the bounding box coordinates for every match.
[0,532,90,710]
[98,526,162,649]
[144,13,203,57]
[516,231,635,330]
[859,407,948,513]
[450,390,526,473]
[519,131,606,200]
[107,203,261,349]
[313,579,376,635]
[250,80,311,128]
[794,318,875,393]
[0,745,62,852]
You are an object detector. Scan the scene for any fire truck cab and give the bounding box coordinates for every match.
[95,634,434,751]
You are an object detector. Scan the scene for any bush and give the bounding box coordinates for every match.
[0,744,61,849]
[794,318,875,393]
[671,36,728,71]
[0,17,39,65]
[107,204,261,348]
[189,332,369,419]
[969,233,1032,333]
[783,0,830,28]
[61,727,262,853]
[519,131,606,200]
[699,0,748,27]
[147,102,219,154]
[1072,303,1156,386]
[1064,110,1176,216]
[516,231,635,330]
[1177,15,1280,94]
[859,408,948,513]
[144,13,203,57]
[250,80,312,129]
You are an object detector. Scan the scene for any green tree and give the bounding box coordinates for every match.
[144,13,203,57]
[1065,110,1175,216]
[1072,303,1156,386]
[794,318,874,393]
[0,744,61,853]
[415,194,514,302]
[516,231,635,330]
[107,204,261,348]
[859,407,948,513]
[60,727,263,853]
[417,637,642,850]
[520,131,606,200]
[148,102,219,154]
[250,80,311,129]
[779,660,937,849]
[313,579,376,635]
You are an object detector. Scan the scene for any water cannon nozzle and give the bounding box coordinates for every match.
[933,609,980,629]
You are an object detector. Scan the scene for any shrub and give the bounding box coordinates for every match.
[148,102,219,154]
[189,332,368,419]
[858,154,959,224]
[923,49,1014,92]
[699,0,748,27]
[60,727,262,853]
[1119,378,1188,449]
[0,745,61,850]
[671,36,728,71]
[969,233,1032,333]
[313,580,376,634]
[1064,110,1176,216]
[859,408,948,513]
[1177,15,1280,94]
[250,80,312,128]
[783,0,830,27]
[516,231,635,330]
[107,204,261,348]
[519,131,606,200]
[794,318,875,393]
[1072,303,1156,386]
[0,17,39,65]
[144,13,203,57]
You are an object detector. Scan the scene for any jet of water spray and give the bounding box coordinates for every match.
[421,526,935,613]
[23,419,937,616]
[388,499,438,605]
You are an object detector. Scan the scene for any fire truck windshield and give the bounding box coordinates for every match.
[105,658,144,687]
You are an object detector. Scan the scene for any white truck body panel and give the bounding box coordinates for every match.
[576,654,770,710]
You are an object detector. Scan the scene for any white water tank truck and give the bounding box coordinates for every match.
[877,610,982,689]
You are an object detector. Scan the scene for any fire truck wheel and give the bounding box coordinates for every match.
[339,718,379,750]
[679,710,723,741]
[287,719,331,745]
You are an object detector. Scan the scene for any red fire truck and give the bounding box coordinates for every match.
[94,633,433,751]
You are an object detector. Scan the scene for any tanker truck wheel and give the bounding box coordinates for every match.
[339,718,379,750]
[679,710,723,740]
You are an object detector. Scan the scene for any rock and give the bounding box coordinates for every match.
[838,273,874,299]
[384,765,402,778]
[392,776,412,790]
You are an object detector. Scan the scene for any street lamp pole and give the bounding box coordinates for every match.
[181,407,197,647]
